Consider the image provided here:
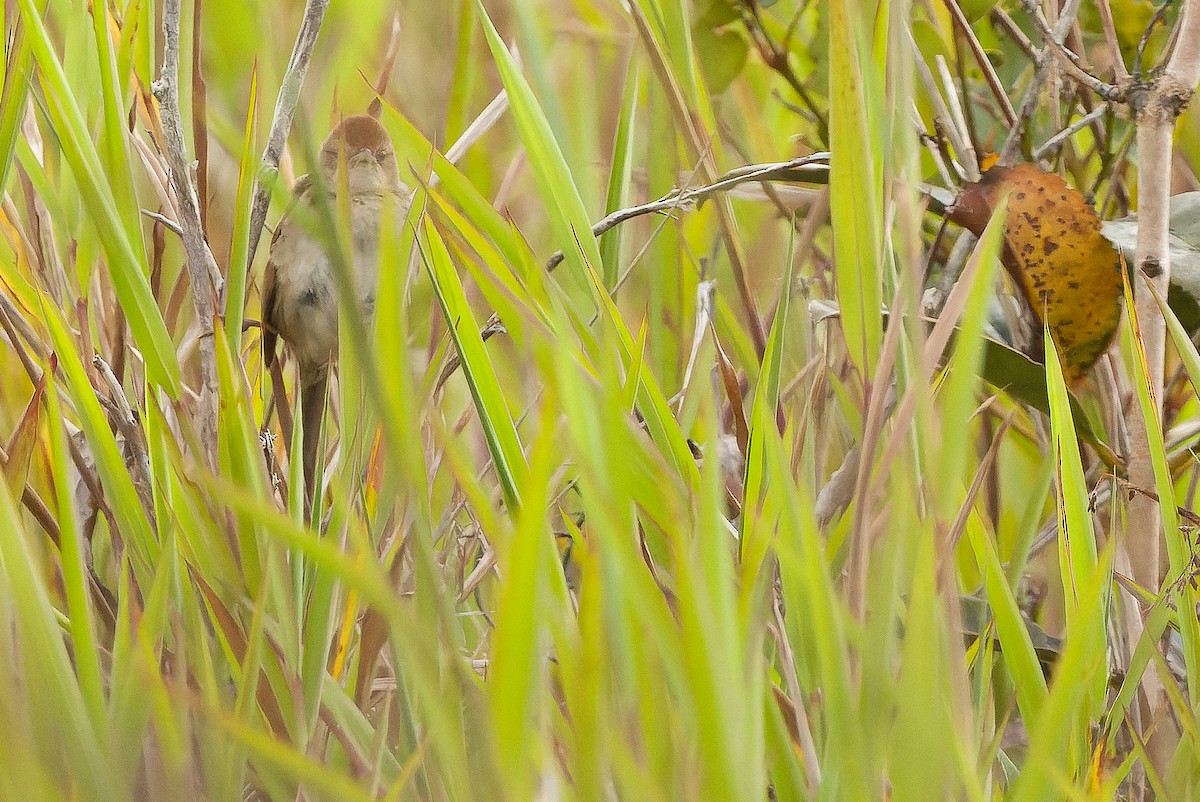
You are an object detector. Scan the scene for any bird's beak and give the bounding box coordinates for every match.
[350,148,377,166]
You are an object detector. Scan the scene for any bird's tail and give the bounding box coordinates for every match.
[300,366,329,519]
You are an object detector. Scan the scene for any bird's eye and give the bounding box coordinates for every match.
[376,148,393,159]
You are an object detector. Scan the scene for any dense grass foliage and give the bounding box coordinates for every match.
[1,0,1199,799]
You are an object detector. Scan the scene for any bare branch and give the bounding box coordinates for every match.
[940,0,1018,127]
[998,0,1092,163]
[1164,0,1200,88]
[544,153,831,271]
[1032,106,1108,160]
[1021,0,1124,101]
[1096,0,1132,83]
[241,0,330,280]
[1118,0,1200,782]
[150,0,222,468]
[436,153,831,387]
[140,208,184,237]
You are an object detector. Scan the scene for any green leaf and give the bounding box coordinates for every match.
[692,24,749,94]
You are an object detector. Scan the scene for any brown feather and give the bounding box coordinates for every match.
[323,115,390,154]
[299,367,328,519]
[260,174,313,369]
[260,257,278,367]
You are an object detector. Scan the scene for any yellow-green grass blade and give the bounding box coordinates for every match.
[675,398,763,799]
[1144,277,1200,699]
[584,260,699,489]
[891,521,972,801]
[1046,324,1102,613]
[42,300,159,572]
[773,425,869,798]
[741,238,797,587]
[0,478,117,799]
[0,16,32,197]
[600,63,638,289]
[1009,541,1113,800]
[90,0,145,258]
[299,487,354,729]
[965,510,1048,728]
[107,535,180,788]
[422,217,527,512]
[225,69,258,347]
[214,320,266,587]
[371,189,429,498]
[933,200,1004,518]
[828,0,882,378]
[477,2,604,302]
[445,0,479,143]
[1038,321,1110,777]
[487,398,559,797]
[427,191,554,344]
[195,473,403,626]
[510,4,574,168]
[381,104,539,281]
[45,381,106,732]
[18,0,181,393]
[213,709,378,802]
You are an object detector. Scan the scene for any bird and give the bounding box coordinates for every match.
[261,114,412,509]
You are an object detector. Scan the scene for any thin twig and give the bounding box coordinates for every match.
[1096,0,1132,83]
[1134,1,1173,78]
[544,153,830,271]
[737,0,829,145]
[151,0,222,468]
[437,153,831,387]
[1021,0,1125,101]
[241,0,330,280]
[140,208,184,237]
[909,30,969,180]
[998,0,1089,164]
[940,0,1017,127]
[1032,105,1109,160]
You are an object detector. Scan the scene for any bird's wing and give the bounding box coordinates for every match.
[261,174,314,367]
[261,253,279,367]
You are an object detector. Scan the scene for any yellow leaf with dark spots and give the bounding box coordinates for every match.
[949,163,1125,383]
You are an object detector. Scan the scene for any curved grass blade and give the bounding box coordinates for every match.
[477,2,603,300]
[17,0,181,393]
[421,217,527,512]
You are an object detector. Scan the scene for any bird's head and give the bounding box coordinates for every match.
[319,114,403,196]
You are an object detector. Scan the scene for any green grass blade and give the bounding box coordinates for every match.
[600,64,638,289]
[477,2,604,299]
[225,68,258,347]
[17,0,181,393]
[828,0,882,377]
[421,217,527,512]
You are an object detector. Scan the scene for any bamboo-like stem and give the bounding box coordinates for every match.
[1124,0,1200,787]
[1126,0,1200,615]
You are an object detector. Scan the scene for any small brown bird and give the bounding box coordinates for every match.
[261,114,411,505]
